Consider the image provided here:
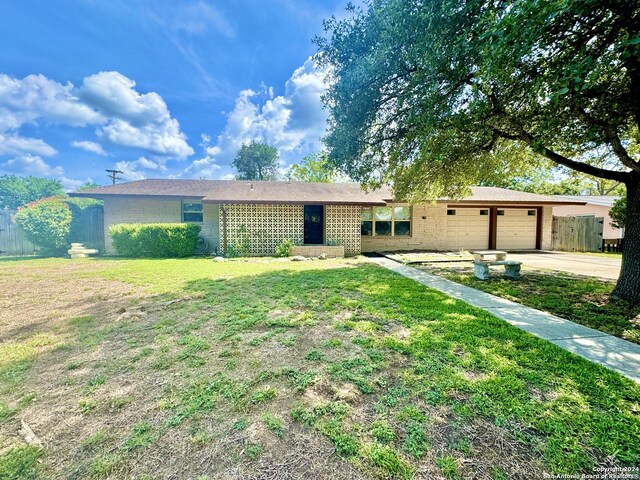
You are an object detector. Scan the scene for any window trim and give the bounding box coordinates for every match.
[361,205,411,237]
[182,201,204,223]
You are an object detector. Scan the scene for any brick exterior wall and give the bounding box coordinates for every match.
[362,203,555,252]
[102,198,555,256]
[102,197,219,254]
[361,204,447,252]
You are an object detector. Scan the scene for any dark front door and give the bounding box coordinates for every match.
[304,205,324,244]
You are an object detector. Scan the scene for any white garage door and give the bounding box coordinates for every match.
[446,208,490,250]
[496,209,537,250]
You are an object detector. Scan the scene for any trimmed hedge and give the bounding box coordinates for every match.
[109,223,201,258]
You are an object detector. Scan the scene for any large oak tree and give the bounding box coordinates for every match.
[317,0,640,302]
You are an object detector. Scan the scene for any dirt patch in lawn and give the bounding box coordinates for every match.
[0,261,138,341]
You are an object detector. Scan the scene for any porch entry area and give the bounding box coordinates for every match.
[303,205,324,245]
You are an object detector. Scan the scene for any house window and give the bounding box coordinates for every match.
[480,209,489,215]
[182,201,203,222]
[528,210,536,216]
[497,210,505,216]
[361,208,373,236]
[361,206,411,237]
[447,209,456,215]
[393,206,411,236]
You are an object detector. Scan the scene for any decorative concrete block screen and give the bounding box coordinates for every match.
[220,204,303,256]
[326,205,361,255]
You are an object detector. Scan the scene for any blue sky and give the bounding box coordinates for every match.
[0,0,349,189]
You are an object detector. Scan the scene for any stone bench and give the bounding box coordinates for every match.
[473,250,508,262]
[68,243,99,259]
[473,260,522,280]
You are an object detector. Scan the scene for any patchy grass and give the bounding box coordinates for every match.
[0,445,43,480]
[421,263,640,344]
[0,256,638,479]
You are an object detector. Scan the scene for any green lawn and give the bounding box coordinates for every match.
[422,264,640,344]
[1,257,639,479]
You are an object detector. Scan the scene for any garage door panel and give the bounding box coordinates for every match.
[496,209,537,250]
[446,209,489,250]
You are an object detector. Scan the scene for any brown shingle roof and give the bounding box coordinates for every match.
[71,179,390,205]
[453,187,585,205]
[71,179,584,206]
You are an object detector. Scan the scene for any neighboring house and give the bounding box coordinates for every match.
[553,195,623,240]
[71,180,584,256]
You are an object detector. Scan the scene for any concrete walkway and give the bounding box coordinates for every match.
[369,256,640,383]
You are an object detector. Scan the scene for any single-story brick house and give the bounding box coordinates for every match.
[71,179,585,256]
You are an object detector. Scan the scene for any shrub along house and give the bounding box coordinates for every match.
[71,179,584,256]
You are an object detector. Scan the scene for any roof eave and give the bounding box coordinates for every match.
[203,199,386,206]
[445,200,588,206]
[69,192,206,200]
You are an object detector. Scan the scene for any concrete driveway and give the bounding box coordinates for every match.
[507,251,622,280]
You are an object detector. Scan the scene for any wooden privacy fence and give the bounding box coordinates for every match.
[552,216,604,252]
[0,210,35,255]
[0,206,104,256]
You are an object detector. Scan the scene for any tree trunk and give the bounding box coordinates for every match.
[612,173,640,303]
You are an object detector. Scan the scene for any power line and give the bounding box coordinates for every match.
[106,169,123,185]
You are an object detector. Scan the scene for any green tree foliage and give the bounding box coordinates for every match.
[610,198,627,230]
[109,223,201,258]
[14,196,72,255]
[0,175,64,210]
[317,0,640,302]
[77,181,102,191]
[232,142,279,180]
[288,152,342,183]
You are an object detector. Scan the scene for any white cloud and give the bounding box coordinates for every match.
[186,58,329,178]
[1,154,64,176]
[0,154,89,191]
[97,118,193,158]
[114,157,167,181]
[0,133,57,157]
[173,1,235,37]
[0,71,193,159]
[79,71,194,158]
[184,134,222,178]
[0,73,104,132]
[80,72,170,127]
[70,140,107,156]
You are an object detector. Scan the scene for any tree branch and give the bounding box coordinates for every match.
[492,128,629,182]
[571,105,640,172]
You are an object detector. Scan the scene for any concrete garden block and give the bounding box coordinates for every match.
[474,262,490,280]
[474,260,521,280]
[290,245,345,258]
[504,262,522,279]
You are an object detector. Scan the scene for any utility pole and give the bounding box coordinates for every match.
[106,169,123,185]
